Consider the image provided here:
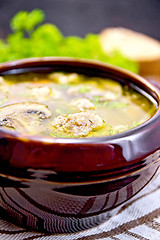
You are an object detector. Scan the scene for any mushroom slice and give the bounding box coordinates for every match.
[53,112,105,137]
[0,102,52,134]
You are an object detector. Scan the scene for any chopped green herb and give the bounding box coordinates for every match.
[107,101,128,109]
[50,132,75,138]
[132,120,140,128]
[78,86,90,93]
[126,124,130,129]
[108,129,114,135]
[93,95,102,103]
[0,96,8,106]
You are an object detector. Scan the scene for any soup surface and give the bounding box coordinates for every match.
[0,72,156,137]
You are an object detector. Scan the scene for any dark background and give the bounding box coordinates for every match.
[0,0,160,40]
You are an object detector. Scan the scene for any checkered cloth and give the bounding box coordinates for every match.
[0,168,160,240]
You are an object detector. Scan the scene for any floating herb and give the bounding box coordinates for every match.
[107,101,128,109]
[132,120,141,128]
[78,85,90,94]
[0,96,8,106]
[93,95,102,103]
[50,132,76,138]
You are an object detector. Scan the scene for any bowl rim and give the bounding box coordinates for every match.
[0,56,160,145]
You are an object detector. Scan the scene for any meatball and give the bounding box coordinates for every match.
[71,98,95,111]
[49,72,79,84]
[29,86,60,100]
[53,112,104,137]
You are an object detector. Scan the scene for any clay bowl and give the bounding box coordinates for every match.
[0,57,160,233]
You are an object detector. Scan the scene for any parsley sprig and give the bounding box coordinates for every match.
[0,9,138,73]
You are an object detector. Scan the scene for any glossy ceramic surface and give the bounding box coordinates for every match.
[0,58,160,233]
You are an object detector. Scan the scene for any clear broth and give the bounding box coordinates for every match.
[0,72,156,137]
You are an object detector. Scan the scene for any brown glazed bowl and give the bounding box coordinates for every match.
[0,57,160,233]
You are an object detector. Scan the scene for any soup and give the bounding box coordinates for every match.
[0,72,156,137]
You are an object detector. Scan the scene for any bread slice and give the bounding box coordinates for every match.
[99,27,160,77]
